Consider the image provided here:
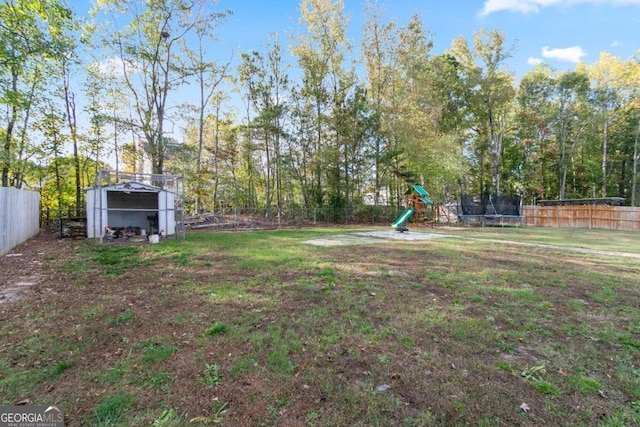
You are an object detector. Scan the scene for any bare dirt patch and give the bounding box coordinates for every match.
[0,229,639,426]
[0,232,65,304]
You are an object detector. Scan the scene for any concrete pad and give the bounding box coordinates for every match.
[355,230,455,241]
[304,230,456,246]
[304,234,381,247]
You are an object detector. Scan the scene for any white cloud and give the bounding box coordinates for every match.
[528,57,544,65]
[480,0,640,16]
[93,56,140,77]
[541,45,587,62]
[611,40,621,47]
[95,57,126,76]
[480,0,555,15]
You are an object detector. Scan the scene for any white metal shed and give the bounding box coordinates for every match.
[86,181,177,240]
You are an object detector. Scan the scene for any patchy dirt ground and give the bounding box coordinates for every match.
[1,228,640,426]
[0,232,66,305]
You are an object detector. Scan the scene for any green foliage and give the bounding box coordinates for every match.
[4,0,640,216]
[200,363,224,387]
[92,393,137,425]
[152,408,179,426]
[230,355,258,376]
[0,0,75,188]
[531,380,562,395]
[205,321,228,337]
[112,309,134,325]
[136,343,179,364]
[91,246,150,276]
[568,376,601,395]
[50,358,75,377]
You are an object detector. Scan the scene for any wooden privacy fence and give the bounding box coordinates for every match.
[0,188,40,257]
[523,205,640,231]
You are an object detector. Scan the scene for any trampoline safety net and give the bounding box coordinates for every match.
[458,194,524,226]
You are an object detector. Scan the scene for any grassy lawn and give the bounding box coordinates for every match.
[445,226,640,254]
[1,226,639,426]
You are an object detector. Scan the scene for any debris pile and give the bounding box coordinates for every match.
[184,213,287,231]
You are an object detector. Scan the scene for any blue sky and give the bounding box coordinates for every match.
[210,0,640,77]
[69,0,640,79]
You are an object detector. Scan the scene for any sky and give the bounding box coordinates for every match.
[67,0,640,80]
[202,0,640,77]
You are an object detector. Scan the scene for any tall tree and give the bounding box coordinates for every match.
[54,16,83,213]
[38,103,67,213]
[587,53,629,198]
[183,7,230,211]
[0,0,73,187]
[394,16,464,199]
[361,1,397,205]
[291,0,354,212]
[515,65,556,199]
[239,35,289,214]
[83,63,111,182]
[625,53,640,205]
[89,0,224,175]
[450,28,516,196]
[552,70,590,199]
[362,9,464,205]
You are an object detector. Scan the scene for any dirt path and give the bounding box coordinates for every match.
[0,232,65,304]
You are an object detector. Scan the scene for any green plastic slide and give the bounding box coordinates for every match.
[391,206,415,228]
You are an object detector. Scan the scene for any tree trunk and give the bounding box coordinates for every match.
[14,75,38,189]
[264,128,272,214]
[2,67,19,187]
[63,64,82,215]
[601,119,609,197]
[488,106,502,196]
[632,118,639,206]
[195,73,206,213]
[212,103,221,204]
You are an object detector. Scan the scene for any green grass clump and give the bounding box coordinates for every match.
[92,246,145,276]
[200,363,224,387]
[204,321,228,337]
[136,343,179,364]
[92,393,137,425]
[50,358,75,377]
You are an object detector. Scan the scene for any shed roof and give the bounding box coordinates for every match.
[86,181,168,193]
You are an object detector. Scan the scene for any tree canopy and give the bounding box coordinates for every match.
[2,0,640,220]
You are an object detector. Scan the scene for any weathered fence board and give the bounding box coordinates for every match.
[524,205,640,231]
[0,188,40,257]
